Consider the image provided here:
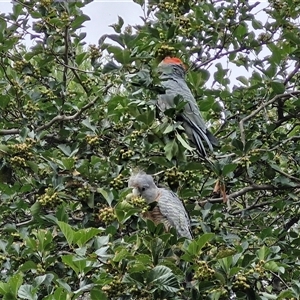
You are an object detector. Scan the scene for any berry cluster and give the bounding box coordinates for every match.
[8,139,36,166]
[76,185,91,200]
[14,60,32,72]
[24,101,40,115]
[98,206,116,224]
[157,44,176,58]
[178,16,191,28]
[193,260,215,281]
[164,167,185,184]
[203,287,228,299]
[232,274,251,291]
[110,174,124,189]
[89,44,102,60]
[60,11,70,23]
[37,187,62,208]
[40,0,52,7]
[129,130,143,142]
[86,135,100,146]
[102,277,126,298]
[126,194,149,213]
[120,149,135,160]
[225,9,235,18]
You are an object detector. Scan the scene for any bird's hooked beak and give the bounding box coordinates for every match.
[131,187,140,196]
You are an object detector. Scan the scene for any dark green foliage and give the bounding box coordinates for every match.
[0,0,300,299]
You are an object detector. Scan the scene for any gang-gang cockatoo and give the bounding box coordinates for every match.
[157,56,219,157]
[128,171,192,239]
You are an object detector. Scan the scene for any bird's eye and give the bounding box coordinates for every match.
[141,187,146,192]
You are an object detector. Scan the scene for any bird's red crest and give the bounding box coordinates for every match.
[161,56,187,69]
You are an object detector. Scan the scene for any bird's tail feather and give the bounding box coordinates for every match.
[206,129,219,147]
[188,119,214,154]
[192,130,207,157]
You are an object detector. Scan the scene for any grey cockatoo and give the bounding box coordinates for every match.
[128,171,192,239]
[157,56,219,157]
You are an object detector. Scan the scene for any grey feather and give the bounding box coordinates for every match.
[157,189,192,239]
[128,172,192,239]
[157,61,219,157]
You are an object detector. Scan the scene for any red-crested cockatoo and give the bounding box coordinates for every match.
[157,56,219,157]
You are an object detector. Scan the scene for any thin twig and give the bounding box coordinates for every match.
[200,183,300,205]
[239,91,300,146]
[284,62,300,85]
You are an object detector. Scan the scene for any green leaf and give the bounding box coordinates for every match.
[18,285,37,300]
[270,81,285,94]
[278,290,295,300]
[163,124,174,134]
[96,188,114,206]
[176,133,194,151]
[0,95,10,108]
[198,98,214,111]
[257,245,270,260]
[252,19,263,29]
[91,289,108,300]
[113,248,130,262]
[284,32,300,45]
[264,64,277,78]
[8,273,23,297]
[236,23,248,38]
[82,118,97,132]
[57,144,71,156]
[57,221,75,246]
[147,266,179,292]
[136,109,155,125]
[19,261,37,272]
[61,158,75,170]
[186,233,215,256]
[107,46,131,64]
[72,14,91,30]
[222,163,238,175]
[214,63,228,84]
[236,76,248,86]
[164,140,178,161]
[74,228,102,247]
[264,261,284,273]
[232,139,244,151]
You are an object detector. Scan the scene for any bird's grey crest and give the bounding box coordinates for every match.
[158,60,186,78]
[128,171,156,189]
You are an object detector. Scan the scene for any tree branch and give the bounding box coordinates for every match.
[277,61,300,119]
[255,135,300,152]
[231,200,274,215]
[239,91,300,146]
[200,183,300,206]
[284,61,300,85]
[274,110,300,129]
[0,84,113,136]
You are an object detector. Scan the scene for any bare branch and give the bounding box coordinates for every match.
[200,183,300,206]
[274,110,300,129]
[239,91,300,146]
[284,61,300,85]
[192,46,247,70]
[255,135,300,152]
[272,168,300,183]
[231,200,273,215]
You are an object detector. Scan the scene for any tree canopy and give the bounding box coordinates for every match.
[0,0,300,299]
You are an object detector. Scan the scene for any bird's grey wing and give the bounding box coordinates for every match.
[157,189,192,239]
[157,90,183,112]
[180,91,219,148]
